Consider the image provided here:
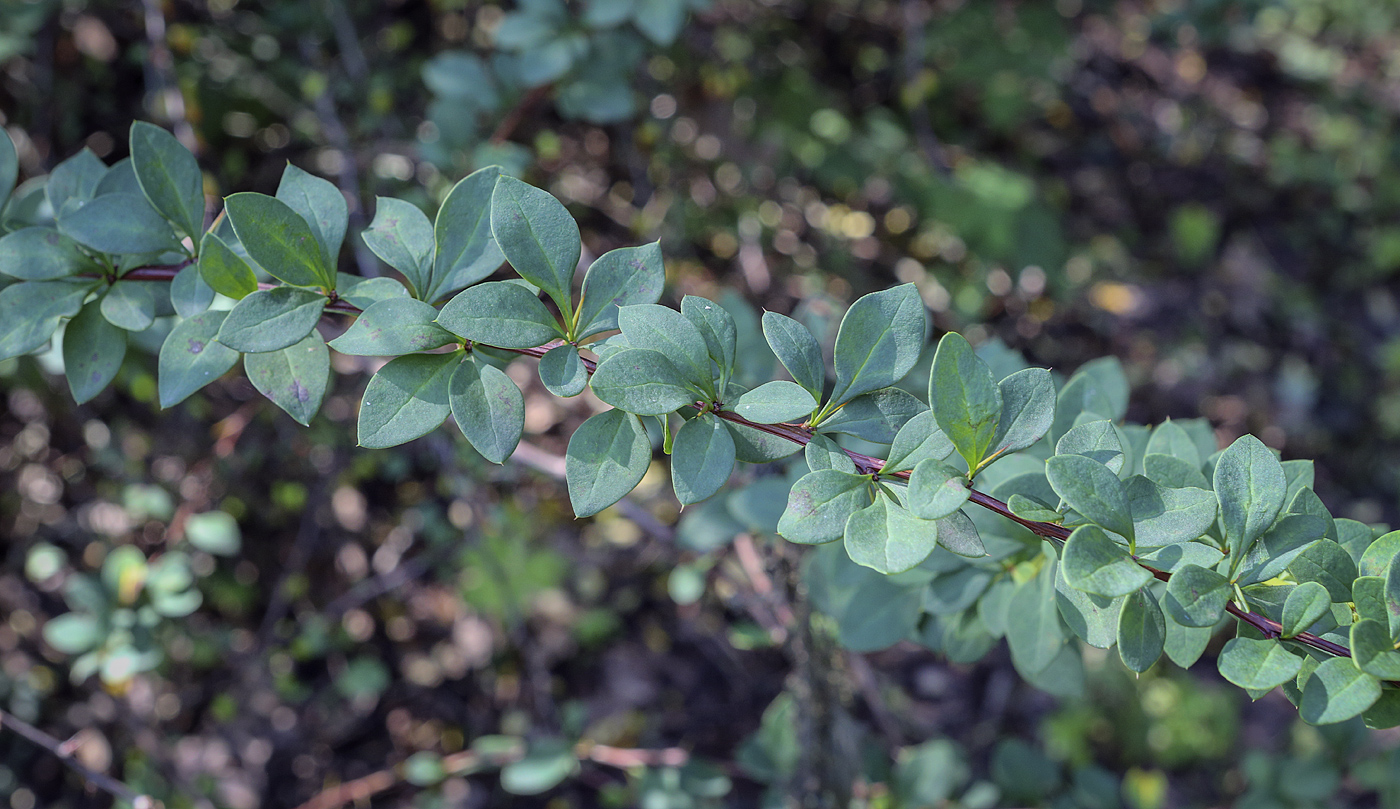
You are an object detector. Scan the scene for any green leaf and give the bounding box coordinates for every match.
[59,193,180,254]
[733,381,816,424]
[727,420,802,464]
[500,738,578,795]
[0,227,92,280]
[431,166,505,302]
[0,127,16,208]
[681,295,737,385]
[817,387,925,443]
[1055,419,1123,473]
[356,352,458,448]
[43,613,103,655]
[1046,455,1135,542]
[328,298,457,356]
[1117,588,1165,673]
[93,158,139,196]
[225,192,333,289]
[804,433,857,474]
[337,274,410,309]
[1214,434,1286,563]
[1051,357,1129,443]
[129,121,204,240]
[158,311,239,407]
[935,509,986,557]
[449,357,524,464]
[1279,581,1330,639]
[1239,514,1328,585]
[1364,689,1400,729]
[63,301,127,404]
[363,197,435,297]
[671,414,736,505]
[1288,487,1337,541]
[1006,554,1066,675]
[1055,563,1123,649]
[1360,530,1400,578]
[929,332,1001,471]
[100,281,155,331]
[491,175,581,314]
[1146,419,1201,469]
[0,279,93,360]
[618,304,714,394]
[990,367,1055,458]
[46,149,107,212]
[436,281,560,348]
[1163,609,1213,669]
[906,460,970,521]
[762,311,825,400]
[216,286,326,353]
[1300,658,1382,725]
[1163,563,1231,627]
[1144,453,1209,489]
[844,496,940,574]
[633,0,687,44]
[538,344,588,397]
[244,334,329,426]
[590,349,698,416]
[575,242,666,338]
[1289,538,1356,603]
[1125,477,1217,547]
[197,232,258,299]
[1352,576,1386,625]
[1217,637,1303,690]
[881,410,955,474]
[276,164,347,271]
[565,408,652,518]
[170,263,214,317]
[1349,620,1400,680]
[777,469,871,545]
[183,511,241,556]
[829,283,926,408]
[1062,525,1151,598]
[1386,553,1400,638]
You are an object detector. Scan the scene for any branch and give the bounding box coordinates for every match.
[0,709,156,808]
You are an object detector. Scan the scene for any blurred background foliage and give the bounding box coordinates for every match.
[6,0,1400,806]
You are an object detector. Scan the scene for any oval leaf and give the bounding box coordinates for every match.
[538,344,588,397]
[1062,525,1151,598]
[732,380,816,424]
[244,333,330,426]
[225,192,334,289]
[449,358,524,464]
[329,298,458,356]
[930,332,1001,472]
[436,281,560,348]
[63,300,127,404]
[158,311,239,407]
[357,352,458,448]
[830,283,926,408]
[431,166,505,302]
[589,348,698,416]
[776,469,871,545]
[575,242,665,338]
[491,175,581,314]
[671,414,736,505]
[565,409,652,518]
[216,286,327,353]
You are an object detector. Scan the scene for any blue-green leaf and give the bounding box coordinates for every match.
[844,496,940,574]
[618,303,714,395]
[363,197,435,297]
[829,283,925,408]
[575,242,665,338]
[244,333,329,426]
[158,311,239,407]
[681,295,737,385]
[63,300,127,404]
[906,460,970,521]
[1299,658,1381,725]
[1117,588,1165,673]
[930,332,1001,472]
[1046,454,1134,543]
[216,287,326,353]
[1279,581,1330,639]
[436,281,561,348]
[762,311,825,400]
[449,357,524,464]
[1062,525,1151,598]
[100,281,156,331]
[59,193,181,255]
[0,227,93,280]
[1349,620,1400,680]
[1125,477,1217,547]
[491,175,580,315]
[1214,434,1286,564]
[1163,563,1230,628]
[589,349,697,416]
[732,381,815,424]
[990,368,1055,458]
[357,352,459,448]
[276,164,347,272]
[225,192,334,289]
[777,469,870,545]
[565,409,652,517]
[0,127,16,208]
[817,387,925,443]
[431,166,505,302]
[538,344,588,397]
[130,121,204,241]
[170,263,214,317]
[0,279,94,360]
[1217,637,1302,690]
[881,410,955,474]
[671,414,736,505]
[328,298,457,356]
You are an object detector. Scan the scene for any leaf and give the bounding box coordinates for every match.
[929,332,1002,471]
[590,349,698,416]
[63,301,127,403]
[449,357,524,464]
[276,164,347,272]
[844,496,940,574]
[565,409,652,517]
[1364,689,1400,730]
[170,263,213,317]
[1046,454,1135,542]
[46,148,107,212]
[184,511,241,556]
[157,311,239,407]
[431,166,505,302]
[436,281,561,348]
[1062,525,1151,598]
[1144,453,1210,489]
[1279,581,1330,639]
[538,344,588,397]
[935,509,986,558]
[681,295,737,384]
[197,232,258,299]
[1125,477,1217,547]
[575,242,666,337]
[216,287,327,353]
[817,387,925,443]
[500,738,579,795]
[491,175,581,314]
[1353,576,1386,625]
[772,470,868,545]
[1162,564,1230,628]
[1387,553,1400,638]
[99,281,155,331]
[357,352,459,448]
[244,334,329,425]
[1146,418,1202,469]
[727,420,802,464]
[762,311,825,400]
[732,381,816,424]
[1288,538,1356,603]
[804,433,857,474]
[59,193,180,254]
[225,192,334,289]
[362,197,436,297]
[1055,419,1123,473]
[1288,487,1337,541]
[1051,357,1129,442]
[129,121,204,240]
[0,279,93,360]
[618,303,714,394]
[1117,588,1165,673]
[328,298,457,356]
[906,460,970,521]
[1214,434,1286,563]
[671,414,736,505]
[337,274,410,309]
[1055,563,1123,649]
[0,126,16,207]
[1360,530,1400,578]
[633,0,687,44]
[43,613,103,655]
[881,410,955,474]
[1300,658,1382,725]
[1006,554,1066,675]
[1163,609,1213,668]
[991,368,1055,457]
[0,227,92,280]
[829,283,926,408]
[1238,514,1328,585]
[1217,637,1303,690]
[1349,620,1400,680]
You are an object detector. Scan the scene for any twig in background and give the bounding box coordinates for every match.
[140,0,196,151]
[0,709,156,808]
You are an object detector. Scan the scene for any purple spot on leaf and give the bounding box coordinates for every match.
[187,340,205,354]
[290,380,310,403]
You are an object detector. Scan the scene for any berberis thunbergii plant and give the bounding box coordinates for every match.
[4,122,1399,728]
